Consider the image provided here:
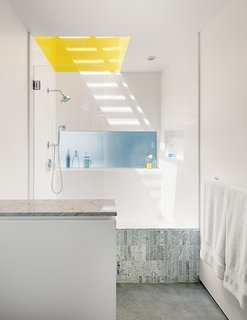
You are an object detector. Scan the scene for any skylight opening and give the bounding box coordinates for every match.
[66,48,97,52]
[73,59,104,64]
[35,36,130,72]
[109,59,121,63]
[102,47,121,52]
[59,36,90,39]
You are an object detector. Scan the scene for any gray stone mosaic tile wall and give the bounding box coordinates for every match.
[116,229,200,283]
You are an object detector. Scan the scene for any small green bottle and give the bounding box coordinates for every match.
[66,149,70,168]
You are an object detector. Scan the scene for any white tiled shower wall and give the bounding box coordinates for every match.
[0,0,28,199]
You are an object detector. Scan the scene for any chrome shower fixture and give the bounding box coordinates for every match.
[57,124,66,146]
[49,124,67,195]
[47,88,71,102]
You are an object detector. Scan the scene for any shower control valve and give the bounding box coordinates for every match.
[46,159,52,172]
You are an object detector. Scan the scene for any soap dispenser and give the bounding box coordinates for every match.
[83,152,92,168]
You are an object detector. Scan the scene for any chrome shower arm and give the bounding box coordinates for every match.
[47,88,71,102]
[47,89,64,98]
[47,89,63,95]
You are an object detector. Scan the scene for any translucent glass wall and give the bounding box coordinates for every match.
[60,131,157,168]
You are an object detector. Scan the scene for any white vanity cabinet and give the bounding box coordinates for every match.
[0,200,116,320]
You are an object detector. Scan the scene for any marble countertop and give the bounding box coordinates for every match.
[0,199,117,217]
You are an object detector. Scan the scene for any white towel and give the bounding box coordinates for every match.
[223,186,247,310]
[200,180,228,279]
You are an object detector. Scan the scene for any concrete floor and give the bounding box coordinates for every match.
[117,283,228,320]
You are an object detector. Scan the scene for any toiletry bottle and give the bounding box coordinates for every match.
[66,149,71,168]
[145,154,153,169]
[167,143,176,158]
[72,150,80,168]
[152,158,157,168]
[83,152,92,168]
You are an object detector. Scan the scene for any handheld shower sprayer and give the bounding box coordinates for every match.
[47,89,71,103]
[48,124,66,194]
[58,125,66,146]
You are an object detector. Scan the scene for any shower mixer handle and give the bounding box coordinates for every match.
[47,141,59,149]
[46,159,52,172]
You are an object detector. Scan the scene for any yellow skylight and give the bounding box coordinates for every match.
[34,36,130,72]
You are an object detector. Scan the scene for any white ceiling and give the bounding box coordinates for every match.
[10,0,228,71]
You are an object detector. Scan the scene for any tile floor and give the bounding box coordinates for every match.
[117,283,228,320]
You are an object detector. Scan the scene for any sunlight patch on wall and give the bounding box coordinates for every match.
[79,72,155,130]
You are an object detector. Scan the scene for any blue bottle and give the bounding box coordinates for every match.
[66,149,70,168]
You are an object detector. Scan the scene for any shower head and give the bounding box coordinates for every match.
[47,89,71,103]
[61,95,71,103]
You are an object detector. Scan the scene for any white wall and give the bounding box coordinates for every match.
[56,168,164,229]
[56,72,160,132]
[160,35,199,228]
[0,0,28,199]
[55,72,165,228]
[200,0,247,190]
[0,2,56,200]
[0,217,116,320]
[55,67,199,228]
[200,0,247,319]
[30,38,56,199]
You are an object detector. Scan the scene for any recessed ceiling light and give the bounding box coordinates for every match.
[147,56,157,61]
